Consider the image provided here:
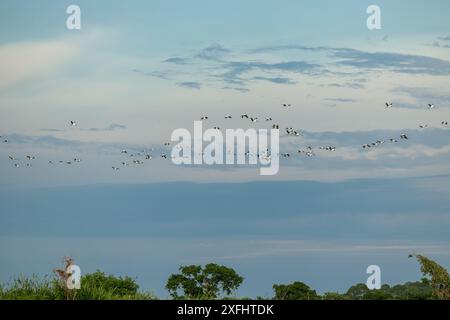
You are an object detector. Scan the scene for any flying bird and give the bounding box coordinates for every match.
[285,127,301,136]
[385,102,393,108]
[320,146,336,151]
[428,104,435,110]
[70,121,77,126]
[298,149,315,157]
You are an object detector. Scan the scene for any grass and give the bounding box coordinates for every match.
[0,272,157,300]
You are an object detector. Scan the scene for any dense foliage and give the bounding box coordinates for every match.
[1,254,449,300]
[0,271,156,300]
[273,282,319,300]
[166,263,244,299]
[411,254,450,299]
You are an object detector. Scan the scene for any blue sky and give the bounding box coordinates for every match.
[1,0,450,297]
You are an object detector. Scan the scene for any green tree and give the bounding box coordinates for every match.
[389,280,433,300]
[362,287,394,300]
[410,254,450,299]
[345,283,370,300]
[322,292,348,300]
[166,264,244,299]
[272,282,319,300]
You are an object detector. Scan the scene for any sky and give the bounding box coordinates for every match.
[1,0,450,297]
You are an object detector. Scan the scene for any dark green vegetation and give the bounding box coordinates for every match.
[0,271,156,300]
[0,255,449,300]
[412,254,450,299]
[166,263,244,299]
[268,278,434,300]
[273,281,319,300]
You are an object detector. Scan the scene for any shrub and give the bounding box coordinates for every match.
[0,271,156,300]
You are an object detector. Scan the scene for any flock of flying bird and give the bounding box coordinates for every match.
[1,102,448,170]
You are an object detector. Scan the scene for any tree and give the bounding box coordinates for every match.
[273,282,319,300]
[322,292,348,300]
[410,254,450,299]
[166,263,244,299]
[345,283,370,300]
[389,280,433,300]
[361,287,393,300]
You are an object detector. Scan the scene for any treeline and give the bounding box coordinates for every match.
[272,280,434,300]
[0,254,449,300]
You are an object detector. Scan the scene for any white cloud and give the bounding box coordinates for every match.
[337,144,450,161]
[0,40,79,89]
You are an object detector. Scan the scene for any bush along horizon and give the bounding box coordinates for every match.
[0,254,449,300]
